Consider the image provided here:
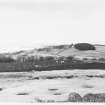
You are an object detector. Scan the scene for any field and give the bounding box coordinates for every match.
[0,70,105,102]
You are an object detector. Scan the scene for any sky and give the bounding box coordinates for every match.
[0,0,105,52]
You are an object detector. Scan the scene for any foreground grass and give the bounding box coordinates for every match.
[0,70,105,102]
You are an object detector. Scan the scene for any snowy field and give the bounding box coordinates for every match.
[0,70,105,102]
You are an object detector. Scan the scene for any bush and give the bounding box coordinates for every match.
[66,56,74,60]
[0,57,15,63]
[82,93,105,102]
[74,43,96,51]
[44,56,54,61]
[99,58,105,61]
[83,58,88,60]
[52,45,68,49]
[68,92,82,102]
[96,93,105,102]
[0,88,3,91]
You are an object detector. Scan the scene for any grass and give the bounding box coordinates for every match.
[34,97,66,103]
[34,97,56,103]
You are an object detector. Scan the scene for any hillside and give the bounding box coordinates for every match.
[1,44,105,60]
[0,43,105,72]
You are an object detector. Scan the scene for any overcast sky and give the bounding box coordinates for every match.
[0,0,105,52]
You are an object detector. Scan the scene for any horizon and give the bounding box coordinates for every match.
[0,42,105,53]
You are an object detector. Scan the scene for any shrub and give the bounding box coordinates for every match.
[82,85,93,89]
[74,43,96,51]
[66,56,74,60]
[48,88,58,91]
[0,57,15,63]
[37,48,51,52]
[83,58,88,60]
[68,92,82,102]
[44,56,54,61]
[52,45,68,49]
[16,92,29,95]
[82,93,105,102]
[0,88,3,91]
[82,93,96,102]
[95,93,105,102]
[91,58,97,61]
[99,58,105,61]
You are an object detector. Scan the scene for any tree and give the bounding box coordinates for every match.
[74,43,96,51]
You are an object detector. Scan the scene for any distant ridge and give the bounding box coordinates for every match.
[0,43,105,60]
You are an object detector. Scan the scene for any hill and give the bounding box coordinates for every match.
[2,44,105,60]
[0,43,105,72]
